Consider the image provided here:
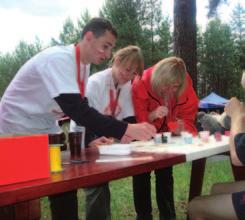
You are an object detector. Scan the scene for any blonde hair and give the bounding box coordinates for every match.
[151,56,187,97]
[110,45,144,76]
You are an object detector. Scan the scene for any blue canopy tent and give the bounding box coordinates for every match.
[199,92,229,109]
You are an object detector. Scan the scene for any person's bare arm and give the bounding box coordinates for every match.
[225,97,245,166]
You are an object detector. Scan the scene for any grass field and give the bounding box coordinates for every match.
[41,158,233,220]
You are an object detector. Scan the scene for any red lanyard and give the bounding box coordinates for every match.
[75,44,86,97]
[109,88,121,117]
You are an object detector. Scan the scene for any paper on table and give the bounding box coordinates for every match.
[98,144,132,155]
[96,156,153,163]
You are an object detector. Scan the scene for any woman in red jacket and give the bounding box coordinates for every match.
[132,57,199,220]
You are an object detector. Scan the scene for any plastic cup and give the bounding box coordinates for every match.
[224,130,230,136]
[184,133,193,144]
[214,132,222,141]
[180,132,193,144]
[48,133,66,151]
[68,132,82,163]
[49,145,63,173]
[154,133,162,144]
[199,131,210,143]
[163,132,172,143]
[48,133,64,173]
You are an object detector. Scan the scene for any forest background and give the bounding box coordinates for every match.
[0,0,244,100]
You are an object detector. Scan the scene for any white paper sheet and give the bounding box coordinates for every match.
[96,156,153,163]
[98,144,132,155]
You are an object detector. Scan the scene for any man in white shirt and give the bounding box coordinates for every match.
[0,18,156,220]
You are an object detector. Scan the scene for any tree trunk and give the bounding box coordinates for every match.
[173,0,197,91]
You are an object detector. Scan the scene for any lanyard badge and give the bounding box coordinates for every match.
[75,44,86,97]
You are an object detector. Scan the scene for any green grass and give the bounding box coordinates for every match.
[41,158,233,220]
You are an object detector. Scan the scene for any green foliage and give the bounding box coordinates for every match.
[230,3,245,71]
[0,53,17,96]
[98,0,144,72]
[76,9,92,39]
[152,16,173,64]
[50,9,92,46]
[0,1,243,99]
[14,38,42,66]
[198,19,237,98]
[140,0,173,67]
[207,0,228,18]
[0,39,42,96]
[197,3,245,98]
[59,17,79,45]
[101,0,172,68]
[101,0,142,48]
[197,27,206,96]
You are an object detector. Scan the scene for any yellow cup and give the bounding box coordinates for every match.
[49,145,63,173]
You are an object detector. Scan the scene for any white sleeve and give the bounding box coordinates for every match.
[121,85,135,119]
[85,78,103,112]
[39,54,79,98]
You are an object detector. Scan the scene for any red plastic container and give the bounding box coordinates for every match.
[0,134,50,186]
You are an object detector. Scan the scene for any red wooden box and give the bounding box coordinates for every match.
[0,134,50,186]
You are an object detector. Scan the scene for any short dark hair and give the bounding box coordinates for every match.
[81,17,117,39]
